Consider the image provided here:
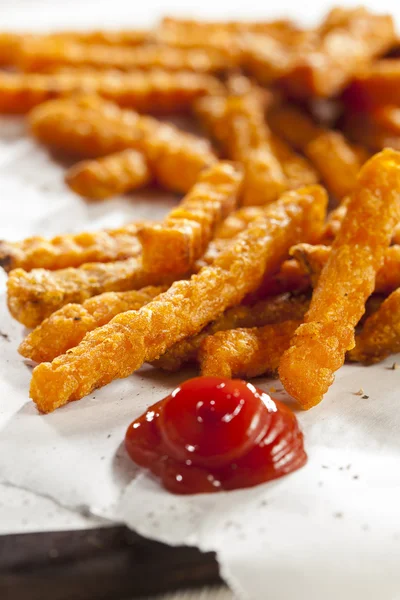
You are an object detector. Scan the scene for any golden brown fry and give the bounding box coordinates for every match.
[200,320,301,378]
[320,199,350,243]
[348,287,400,364]
[29,185,327,412]
[291,243,400,295]
[245,259,310,302]
[158,16,299,36]
[7,257,173,328]
[18,37,232,73]
[19,285,166,363]
[65,149,151,200]
[268,134,319,190]
[0,69,223,114]
[344,61,400,109]
[0,32,20,65]
[0,222,144,272]
[343,109,400,153]
[279,149,400,409]
[282,7,395,98]
[138,162,242,274]
[154,293,309,372]
[29,97,217,193]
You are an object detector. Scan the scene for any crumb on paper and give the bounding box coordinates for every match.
[269,386,277,393]
[333,512,343,519]
[321,465,329,469]
[0,331,10,341]
[386,362,399,370]
[362,394,369,399]
[353,475,359,480]
[353,388,365,396]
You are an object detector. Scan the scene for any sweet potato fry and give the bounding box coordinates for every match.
[29,185,327,412]
[200,320,301,378]
[157,16,299,37]
[291,243,400,295]
[18,38,232,73]
[268,134,318,190]
[65,149,151,199]
[282,7,395,98]
[138,162,243,274]
[154,293,309,372]
[343,109,400,153]
[7,257,174,328]
[19,285,166,363]
[344,61,400,109]
[348,287,400,364]
[244,259,310,303]
[320,199,350,243]
[279,149,400,409]
[0,32,20,65]
[0,222,144,272]
[0,69,223,114]
[29,97,217,192]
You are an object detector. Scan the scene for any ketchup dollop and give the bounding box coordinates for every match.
[125,377,307,494]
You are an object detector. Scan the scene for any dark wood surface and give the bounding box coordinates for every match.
[0,526,221,600]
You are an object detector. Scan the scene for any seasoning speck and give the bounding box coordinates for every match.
[353,388,364,396]
[386,362,399,370]
[0,331,10,341]
[333,512,343,519]
[362,395,369,399]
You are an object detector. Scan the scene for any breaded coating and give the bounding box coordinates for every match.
[17,38,231,73]
[0,69,223,114]
[65,149,151,200]
[279,149,400,409]
[195,87,287,205]
[282,7,395,98]
[0,222,144,272]
[19,285,166,363]
[269,104,367,200]
[7,257,173,328]
[29,185,327,412]
[29,97,217,192]
[348,288,400,364]
[291,243,400,295]
[154,293,309,372]
[138,162,242,274]
[200,320,301,378]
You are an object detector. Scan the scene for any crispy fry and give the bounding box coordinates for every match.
[244,259,310,303]
[18,38,232,73]
[195,88,287,206]
[19,285,166,363]
[29,97,217,192]
[138,162,242,274]
[291,243,400,295]
[321,199,350,243]
[7,257,174,328]
[0,69,223,114]
[0,222,144,272]
[29,185,327,412]
[154,293,309,372]
[343,109,400,153]
[269,134,318,190]
[65,149,151,199]
[279,149,400,409]
[158,16,299,36]
[348,288,400,364]
[282,7,395,98]
[344,61,400,109]
[0,32,20,65]
[200,320,301,378]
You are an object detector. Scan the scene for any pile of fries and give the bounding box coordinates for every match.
[1,6,400,413]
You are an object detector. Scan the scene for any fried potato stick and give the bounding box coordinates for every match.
[344,61,400,109]
[153,293,309,372]
[29,185,327,412]
[0,69,223,114]
[65,149,151,199]
[348,287,400,364]
[0,222,144,272]
[343,109,400,153]
[138,162,242,273]
[200,320,301,378]
[19,285,166,363]
[279,149,400,409]
[282,7,395,98]
[7,257,174,328]
[18,38,231,73]
[29,97,217,193]
[291,243,400,295]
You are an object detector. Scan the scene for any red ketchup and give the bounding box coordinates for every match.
[125,377,307,494]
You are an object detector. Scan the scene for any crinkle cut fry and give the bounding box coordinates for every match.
[19,285,167,363]
[291,243,400,295]
[348,287,400,364]
[65,149,151,200]
[0,70,223,114]
[138,162,243,274]
[195,88,287,206]
[0,221,145,272]
[279,149,400,409]
[200,320,301,379]
[153,292,310,372]
[29,185,328,412]
[282,7,395,98]
[7,257,175,328]
[29,97,217,193]
[17,38,232,73]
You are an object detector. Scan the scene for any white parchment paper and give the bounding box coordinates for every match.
[1,1,400,599]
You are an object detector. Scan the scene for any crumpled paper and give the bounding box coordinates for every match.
[1,2,400,599]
